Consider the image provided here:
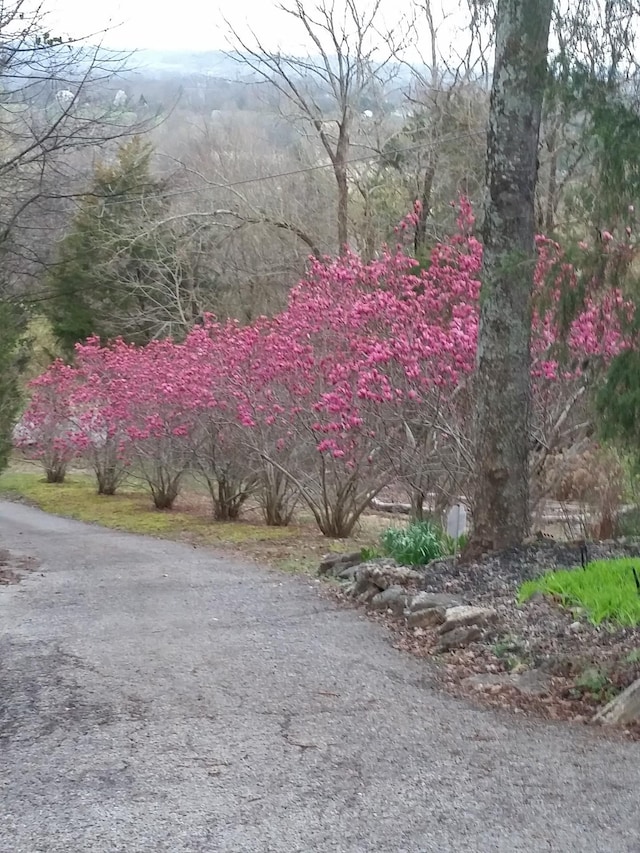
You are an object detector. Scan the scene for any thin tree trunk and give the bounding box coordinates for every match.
[410,488,426,522]
[468,0,552,556]
[544,119,559,233]
[335,123,350,253]
[336,166,349,254]
[414,159,437,258]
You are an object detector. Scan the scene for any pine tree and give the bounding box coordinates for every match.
[47,138,168,352]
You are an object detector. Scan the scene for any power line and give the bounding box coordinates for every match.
[62,128,486,209]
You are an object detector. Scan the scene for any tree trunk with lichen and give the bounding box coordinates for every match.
[467,0,552,556]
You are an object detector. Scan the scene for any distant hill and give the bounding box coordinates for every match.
[133,49,242,77]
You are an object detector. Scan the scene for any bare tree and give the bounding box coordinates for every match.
[0,0,154,473]
[0,0,151,298]
[139,101,359,326]
[226,0,409,253]
[468,0,553,555]
[400,1,491,254]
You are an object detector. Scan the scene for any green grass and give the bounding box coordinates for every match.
[0,468,375,575]
[0,470,295,545]
[518,558,640,626]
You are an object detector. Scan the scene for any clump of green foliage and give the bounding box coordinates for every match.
[360,545,382,562]
[441,530,469,555]
[518,558,640,626]
[0,303,27,475]
[492,635,529,672]
[571,665,617,702]
[381,520,463,566]
[46,137,169,353]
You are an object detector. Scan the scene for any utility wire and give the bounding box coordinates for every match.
[55,128,486,209]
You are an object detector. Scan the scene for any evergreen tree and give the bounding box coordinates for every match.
[597,348,640,455]
[0,302,27,474]
[47,138,169,353]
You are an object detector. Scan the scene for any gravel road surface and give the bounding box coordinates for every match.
[1,500,639,852]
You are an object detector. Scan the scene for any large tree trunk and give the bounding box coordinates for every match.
[468,0,552,556]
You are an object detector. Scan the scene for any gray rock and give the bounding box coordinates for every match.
[409,591,464,613]
[463,668,551,696]
[356,582,382,604]
[511,669,552,696]
[351,566,380,598]
[318,551,363,577]
[568,621,584,634]
[419,556,457,588]
[438,605,497,635]
[407,606,446,628]
[593,677,640,725]
[463,673,512,691]
[366,564,423,590]
[336,565,360,582]
[446,504,468,539]
[436,625,482,651]
[350,574,382,599]
[370,585,408,615]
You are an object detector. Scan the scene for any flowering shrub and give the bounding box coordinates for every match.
[71,339,133,494]
[14,360,80,482]
[16,201,635,533]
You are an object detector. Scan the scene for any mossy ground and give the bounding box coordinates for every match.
[0,465,379,572]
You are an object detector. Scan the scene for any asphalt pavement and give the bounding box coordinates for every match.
[1,500,639,853]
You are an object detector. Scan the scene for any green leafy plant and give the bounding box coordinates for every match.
[441,530,469,555]
[360,545,382,562]
[624,648,640,664]
[381,520,445,566]
[492,635,528,671]
[571,666,617,701]
[518,558,640,626]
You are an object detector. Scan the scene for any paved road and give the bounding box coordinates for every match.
[1,500,639,853]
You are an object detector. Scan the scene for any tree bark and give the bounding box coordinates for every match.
[544,120,559,233]
[414,159,437,258]
[468,0,552,556]
[335,123,350,253]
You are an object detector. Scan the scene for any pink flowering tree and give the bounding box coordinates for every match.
[527,232,635,521]
[228,208,481,537]
[364,201,481,521]
[106,338,199,509]
[181,321,262,521]
[15,360,80,483]
[205,319,304,527]
[16,200,636,537]
[246,267,405,538]
[68,338,135,495]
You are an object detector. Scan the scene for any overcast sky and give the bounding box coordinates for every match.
[46,0,462,54]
